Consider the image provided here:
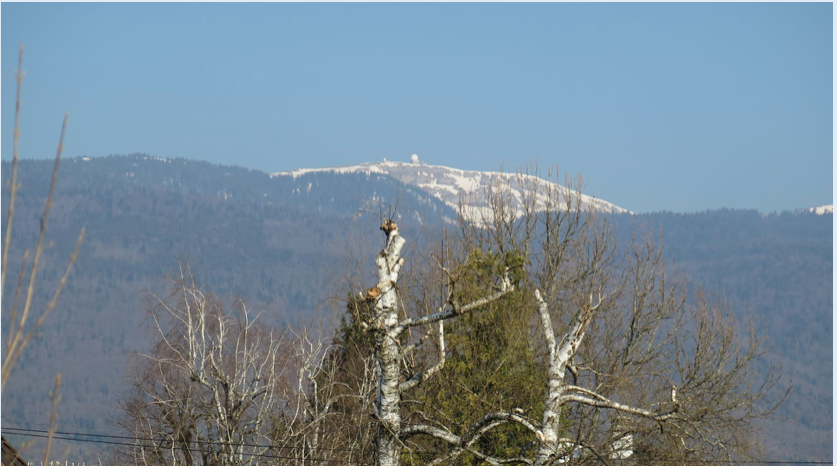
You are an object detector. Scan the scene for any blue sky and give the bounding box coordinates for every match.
[1,3,832,213]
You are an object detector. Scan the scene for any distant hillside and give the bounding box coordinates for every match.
[1,155,831,462]
[1,155,453,461]
[609,210,832,459]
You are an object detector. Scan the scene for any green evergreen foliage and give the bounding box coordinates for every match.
[409,250,547,464]
[326,295,375,406]
[314,295,378,457]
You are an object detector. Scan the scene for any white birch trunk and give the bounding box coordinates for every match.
[367,222,512,466]
[533,289,596,466]
[372,223,406,466]
[535,357,570,466]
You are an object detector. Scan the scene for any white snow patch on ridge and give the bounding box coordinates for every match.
[808,204,833,215]
[273,163,387,179]
[273,160,631,220]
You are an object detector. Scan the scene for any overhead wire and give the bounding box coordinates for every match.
[2,426,358,453]
[2,426,832,465]
[2,427,371,465]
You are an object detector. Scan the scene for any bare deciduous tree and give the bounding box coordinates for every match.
[354,168,783,466]
[117,267,342,466]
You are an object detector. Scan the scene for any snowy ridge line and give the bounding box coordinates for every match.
[271,162,389,179]
[271,160,631,217]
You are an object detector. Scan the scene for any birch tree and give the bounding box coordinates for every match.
[359,220,515,466]
[117,267,341,466]
[358,170,783,466]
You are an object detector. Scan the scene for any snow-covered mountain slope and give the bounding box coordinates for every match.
[273,160,630,221]
[807,204,833,215]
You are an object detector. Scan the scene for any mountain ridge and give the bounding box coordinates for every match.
[273,159,631,220]
[11,154,831,215]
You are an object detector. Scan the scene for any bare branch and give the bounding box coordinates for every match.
[395,278,513,333]
[562,389,677,421]
[400,321,445,392]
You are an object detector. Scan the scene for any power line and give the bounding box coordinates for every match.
[2,428,371,465]
[3,426,831,465]
[2,426,358,453]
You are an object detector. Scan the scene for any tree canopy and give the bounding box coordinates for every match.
[115,170,786,466]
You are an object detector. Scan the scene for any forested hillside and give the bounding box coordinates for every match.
[1,156,830,461]
[1,155,454,461]
[609,210,832,459]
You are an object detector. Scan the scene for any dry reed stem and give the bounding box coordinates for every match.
[2,45,24,295]
[0,45,83,466]
[1,46,83,395]
[43,373,62,466]
[1,115,75,389]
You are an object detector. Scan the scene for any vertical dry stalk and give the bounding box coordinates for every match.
[43,374,62,466]
[1,47,84,392]
[1,46,84,466]
[1,45,24,295]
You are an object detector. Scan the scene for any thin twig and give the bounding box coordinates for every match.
[2,114,72,389]
[43,373,62,466]
[2,45,24,296]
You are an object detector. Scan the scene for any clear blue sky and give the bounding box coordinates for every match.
[1,3,832,213]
